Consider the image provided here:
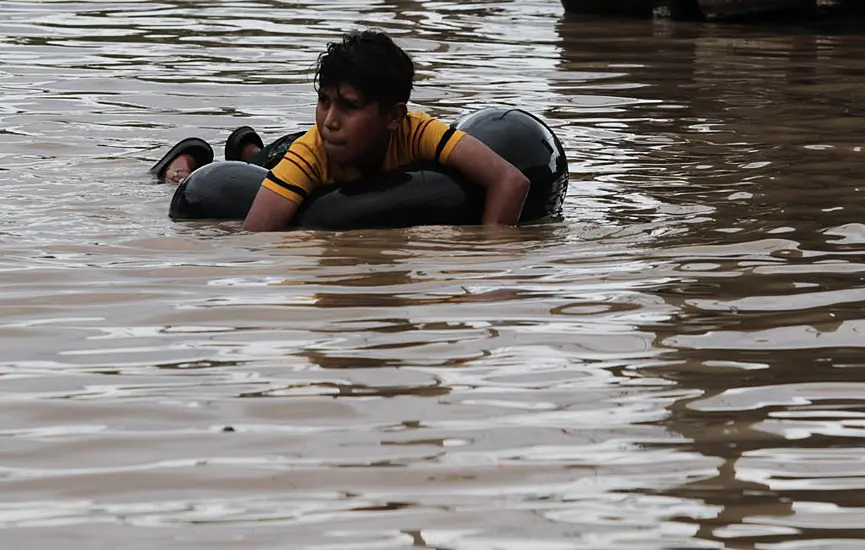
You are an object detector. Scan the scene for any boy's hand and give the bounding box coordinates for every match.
[445,134,529,226]
[243,186,301,232]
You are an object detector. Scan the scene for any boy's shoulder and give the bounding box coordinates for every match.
[400,109,443,134]
[290,124,324,152]
[284,125,327,167]
[406,109,433,123]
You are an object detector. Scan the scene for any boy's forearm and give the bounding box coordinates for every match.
[481,174,529,226]
[243,186,300,232]
[243,216,286,232]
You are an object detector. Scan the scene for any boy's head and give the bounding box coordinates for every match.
[315,30,414,109]
[313,30,415,166]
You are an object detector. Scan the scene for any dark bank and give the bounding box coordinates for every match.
[562,0,865,21]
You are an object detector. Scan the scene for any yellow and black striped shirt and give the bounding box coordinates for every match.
[261,110,466,205]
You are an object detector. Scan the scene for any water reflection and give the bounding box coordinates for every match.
[553,9,865,547]
[556,12,865,250]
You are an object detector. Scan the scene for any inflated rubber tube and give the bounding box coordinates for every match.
[168,107,569,229]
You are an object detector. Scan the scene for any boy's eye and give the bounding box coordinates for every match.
[339,99,361,110]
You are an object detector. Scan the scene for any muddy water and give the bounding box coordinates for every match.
[2,1,865,548]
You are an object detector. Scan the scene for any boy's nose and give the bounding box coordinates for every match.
[324,107,340,130]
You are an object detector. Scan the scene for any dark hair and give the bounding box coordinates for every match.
[314,30,414,107]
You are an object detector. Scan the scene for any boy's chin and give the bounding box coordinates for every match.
[324,143,353,163]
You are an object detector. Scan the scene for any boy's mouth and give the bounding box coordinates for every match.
[324,138,347,149]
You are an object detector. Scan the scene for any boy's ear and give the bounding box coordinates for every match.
[386,102,408,131]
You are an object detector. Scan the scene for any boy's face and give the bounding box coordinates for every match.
[316,83,403,166]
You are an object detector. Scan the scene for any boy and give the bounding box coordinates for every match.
[243,30,528,231]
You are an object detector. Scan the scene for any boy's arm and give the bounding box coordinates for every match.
[243,187,301,232]
[243,129,321,232]
[444,135,529,226]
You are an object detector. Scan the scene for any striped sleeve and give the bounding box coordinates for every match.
[261,127,324,204]
[410,111,467,163]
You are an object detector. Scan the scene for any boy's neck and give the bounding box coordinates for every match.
[353,134,392,176]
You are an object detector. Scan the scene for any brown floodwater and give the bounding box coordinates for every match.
[2,1,865,548]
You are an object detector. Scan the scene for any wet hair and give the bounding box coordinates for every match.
[314,30,414,108]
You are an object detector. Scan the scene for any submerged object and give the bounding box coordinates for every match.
[168,107,569,229]
[559,0,815,20]
[698,0,814,19]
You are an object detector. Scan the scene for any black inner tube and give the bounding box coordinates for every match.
[168,107,569,229]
